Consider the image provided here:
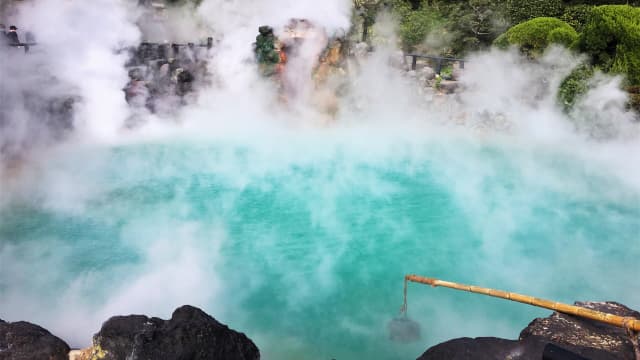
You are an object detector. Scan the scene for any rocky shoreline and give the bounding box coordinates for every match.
[1,302,638,359]
[419,301,640,360]
[1,306,259,360]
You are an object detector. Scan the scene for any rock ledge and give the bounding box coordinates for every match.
[0,318,70,360]
[418,301,640,360]
[77,305,260,360]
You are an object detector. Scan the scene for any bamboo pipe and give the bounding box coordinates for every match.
[404,274,640,332]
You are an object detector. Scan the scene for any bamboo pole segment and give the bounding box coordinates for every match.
[403,274,640,332]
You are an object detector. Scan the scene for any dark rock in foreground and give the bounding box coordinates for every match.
[83,305,259,360]
[418,336,619,360]
[0,318,70,360]
[419,336,521,360]
[521,301,639,359]
[418,301,639,360]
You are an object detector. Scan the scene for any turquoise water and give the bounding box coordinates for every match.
[1,136,639,359]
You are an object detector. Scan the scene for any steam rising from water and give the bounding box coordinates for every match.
[1,1,639,359]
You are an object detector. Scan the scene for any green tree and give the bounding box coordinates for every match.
[443,0,508,54]
[354,0,384,42]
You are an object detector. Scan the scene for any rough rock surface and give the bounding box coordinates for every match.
[418,335,619,360]
[419,66,436,81]
[418,301,639,360]
[84,305,259,360]
[520,302,640,359]
[438,80,459,94]
[0,318,70,360]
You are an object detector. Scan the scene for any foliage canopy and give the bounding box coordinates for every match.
[439,0,508,54]
[393,0,446,51]
[505,0,564,25]
[561,5,594,32]
[494,17,578,55]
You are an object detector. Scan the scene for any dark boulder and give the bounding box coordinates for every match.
[520,302,639,360]
[418,335,619,360]
[418,337,522,360]
[0,319,70,360]
[89,305,260,360]
[438,80,459,94]
[418,301,639,360]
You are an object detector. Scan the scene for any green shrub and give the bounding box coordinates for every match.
[440,65,453,80]
[255,27,280,76]
[393,0,446,51]
[561,5,594,32]
[493,33,510,48]
[493,17,578,55]
[400,10,445,50]
[577,5,640,85]
[557,64,594,111]
[505,0,564,25]
[434,75,442,90]
[547,27,578,46]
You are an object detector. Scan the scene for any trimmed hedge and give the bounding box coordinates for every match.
[506,0,564,25]
[558,64,594,111]
[494,17,578,55]
[548,26,578,45]
[561,5,594,32]
[577,5,640,85]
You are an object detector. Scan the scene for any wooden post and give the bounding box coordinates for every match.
[411,55,417,71]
